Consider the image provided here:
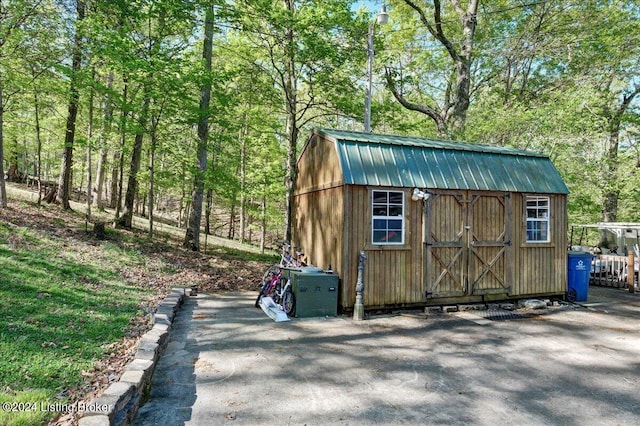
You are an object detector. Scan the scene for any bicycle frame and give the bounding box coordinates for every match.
[255,241,303,316]
[257,266,294,315]
[280,242,305,268]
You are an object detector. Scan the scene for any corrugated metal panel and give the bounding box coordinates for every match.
[316,128,569,194]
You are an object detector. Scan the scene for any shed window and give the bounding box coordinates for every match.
[526,196,550,242]
[372,190,404,244]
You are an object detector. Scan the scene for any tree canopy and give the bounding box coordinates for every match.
[0,0,638,245]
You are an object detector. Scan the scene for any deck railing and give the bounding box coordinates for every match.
[590,253,638,292]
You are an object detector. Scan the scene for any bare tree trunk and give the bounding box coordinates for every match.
[148,125,158,237]
[0,84,6,209]
[602,131,619,223]
[602,85,640,223]
[184,2,214,251]
[239,124,247,243]
[260,192,266,254]
[116,95,149,228]
[57,0,85,209]
[96,71,113,210]
[31,79,43,205]
[96,148,108,209]
[109,149,120,209]
[86,67,95,223]
[78,148,85,195]
[228,203,236,240]
[114,144,125,217]
[205,188,213,235]
[112,79,127,213]
[283,0,298,243]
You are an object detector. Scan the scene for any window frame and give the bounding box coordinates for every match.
[371,189,405,245]
[525,195,550,243]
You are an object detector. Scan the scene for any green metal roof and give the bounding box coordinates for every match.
[314,128,569,194]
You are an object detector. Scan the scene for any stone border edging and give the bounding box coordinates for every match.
[78,287,188,426]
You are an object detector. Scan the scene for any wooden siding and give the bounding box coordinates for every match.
[295,134,343,194]
[339,190,567,309]
[512,194,567,296]
[342,186,423,309]
[292,186,344,276]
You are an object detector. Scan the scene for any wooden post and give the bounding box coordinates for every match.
[353,251,367,321]
[628,252,635,293]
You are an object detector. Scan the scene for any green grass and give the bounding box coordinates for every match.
[209,245,279,263]
[0,221,157,425]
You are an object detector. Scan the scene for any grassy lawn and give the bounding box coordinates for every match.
[0,194,271,425]
[0,206,160,425]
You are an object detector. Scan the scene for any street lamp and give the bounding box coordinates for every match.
[364,5,389,133]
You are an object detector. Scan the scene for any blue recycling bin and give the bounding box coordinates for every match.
[567,252,593,302]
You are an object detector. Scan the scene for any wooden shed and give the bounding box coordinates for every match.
[292,128,570,310]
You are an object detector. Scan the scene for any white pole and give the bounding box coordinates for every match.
[364,5,389,133]
[364,23,374,133]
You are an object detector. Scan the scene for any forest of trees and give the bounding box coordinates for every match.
[0,0,638,251]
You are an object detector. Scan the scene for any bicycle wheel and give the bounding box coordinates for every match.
[255,281,273,308]
[254,285,265,308]
[261,263,280,285]
[282,288,296,316]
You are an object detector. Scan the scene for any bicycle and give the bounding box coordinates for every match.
[255,242,306,315]
[255,268,296,315]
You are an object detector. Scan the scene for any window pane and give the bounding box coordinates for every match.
[387,231,402,243]
[526,196,550,242]
[373,219,387,230]
[373,191,388,204]
[388,206,403,216]
[388,192,403,204]
[388,219,402,230]
[372,205,387,216]
[371,191,404,245]
[372,231,387,243]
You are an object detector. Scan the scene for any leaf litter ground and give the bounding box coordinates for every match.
[0,199,269,425]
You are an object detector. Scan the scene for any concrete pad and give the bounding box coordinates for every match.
[133,287,640,426]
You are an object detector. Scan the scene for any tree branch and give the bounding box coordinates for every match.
[384,66,447,135]
[403,0,459,63]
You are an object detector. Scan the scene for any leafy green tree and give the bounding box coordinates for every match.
[56,0,85,210]
[104,0,197,228]
[205,28,285,245]
[0,0,58,208]
[184,1,215,251]
[563,3,640,223]
[464,1,639,227]
[236,0,367,241]
[383,0,479,138]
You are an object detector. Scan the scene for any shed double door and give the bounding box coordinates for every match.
[424,191,512,298]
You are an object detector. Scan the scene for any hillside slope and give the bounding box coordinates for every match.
[0,195,270,425]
